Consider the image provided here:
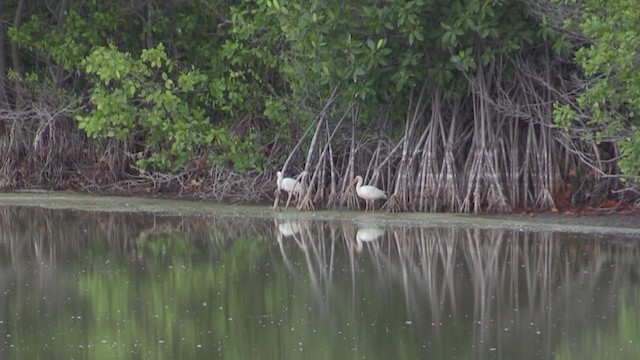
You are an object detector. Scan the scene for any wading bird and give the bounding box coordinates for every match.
[276,171,304,198]
[352,175,387,211]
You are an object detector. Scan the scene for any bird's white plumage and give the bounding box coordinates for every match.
[352,176,387,211]
[276,171,304,196]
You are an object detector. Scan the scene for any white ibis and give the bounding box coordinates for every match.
[276,171,304,198]
[352,175,387,211]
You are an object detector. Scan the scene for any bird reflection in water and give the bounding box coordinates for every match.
[354,226,385,253]
[277,220,302,238]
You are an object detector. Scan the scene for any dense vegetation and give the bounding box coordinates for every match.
[0,0,638,212]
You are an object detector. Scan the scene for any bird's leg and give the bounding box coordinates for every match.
[284,191,294,209]
[273,189,281,210]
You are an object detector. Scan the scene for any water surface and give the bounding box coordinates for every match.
[0,205,639,359]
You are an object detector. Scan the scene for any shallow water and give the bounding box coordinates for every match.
[0,205,640,359]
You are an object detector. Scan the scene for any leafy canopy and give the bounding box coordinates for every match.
[554,0,640,178]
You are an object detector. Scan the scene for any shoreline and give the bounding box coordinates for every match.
[1,191,639,235]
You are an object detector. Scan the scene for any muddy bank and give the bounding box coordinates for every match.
[483,211,640,231]
[0,191,639,235]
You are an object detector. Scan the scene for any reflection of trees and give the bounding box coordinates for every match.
[0,206,279,359]
[275,219,336,312]
[276,221,640,359]
[2,206,640,359]
[0,206,275,264]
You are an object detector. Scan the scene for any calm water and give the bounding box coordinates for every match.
[0,206,639,359]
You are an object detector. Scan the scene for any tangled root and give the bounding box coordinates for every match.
[385,193,402,213]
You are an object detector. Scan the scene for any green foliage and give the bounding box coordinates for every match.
[77,43,213,171]
[5,0,570,178]
[558,0,640,179]
[264,0,542,124]
[7,1,277,172]
[553,103,577,132]
[619,128,640,178]
[8,3,143,75]
[214,4,283,118]
[269,0,434,105]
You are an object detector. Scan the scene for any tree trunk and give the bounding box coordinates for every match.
[145,0,154,48]
[11,0,27,109]
[52,0,69,86]
[0,0,8,106]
